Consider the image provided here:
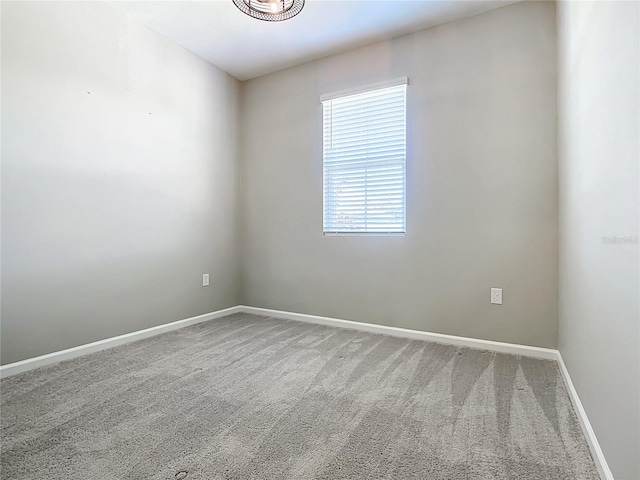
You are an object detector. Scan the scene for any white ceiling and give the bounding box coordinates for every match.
[108,0,520,81]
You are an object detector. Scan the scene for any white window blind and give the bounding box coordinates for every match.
[322,81,407,235]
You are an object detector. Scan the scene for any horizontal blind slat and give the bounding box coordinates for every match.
[324,165,405,178]
[324,188,404,198]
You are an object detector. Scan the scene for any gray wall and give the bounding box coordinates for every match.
[1,1,242,364]
[240,1,558,348]
[557,1,640,478]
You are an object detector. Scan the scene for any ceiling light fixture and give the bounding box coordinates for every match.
[232,0,304,22]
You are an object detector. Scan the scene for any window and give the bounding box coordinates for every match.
[322,78,407,235]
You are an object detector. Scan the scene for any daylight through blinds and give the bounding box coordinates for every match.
[322,82,407,234]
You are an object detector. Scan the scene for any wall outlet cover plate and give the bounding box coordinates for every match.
[491,288,503,305]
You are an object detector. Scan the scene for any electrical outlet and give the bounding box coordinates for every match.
[491,288,503,305]
[202,274,210,287]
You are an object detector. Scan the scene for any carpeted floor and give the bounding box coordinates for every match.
[1,313,599,479]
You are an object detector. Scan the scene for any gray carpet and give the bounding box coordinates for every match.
[1,313,599,479]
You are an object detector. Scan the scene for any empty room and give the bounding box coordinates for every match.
[1,0,638,479]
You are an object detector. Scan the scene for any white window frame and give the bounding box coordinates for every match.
[321,77,408,236]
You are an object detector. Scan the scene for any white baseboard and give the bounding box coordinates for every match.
[0,304,556,379]
[239,305,559,360]
[0,305,242,379]
[555,353,613,480]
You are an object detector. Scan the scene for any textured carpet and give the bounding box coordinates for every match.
[1,313,599,479]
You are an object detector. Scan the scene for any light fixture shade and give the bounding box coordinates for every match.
[232,0,304,22]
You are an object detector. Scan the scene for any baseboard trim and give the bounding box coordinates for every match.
[555,353,613,480]
[0,305,242,379]
[238,305,558,360]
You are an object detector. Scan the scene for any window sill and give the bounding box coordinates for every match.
[323,232,406,237]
